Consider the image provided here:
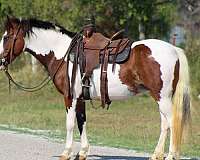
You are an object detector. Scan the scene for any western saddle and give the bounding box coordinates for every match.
[70,25,132,108]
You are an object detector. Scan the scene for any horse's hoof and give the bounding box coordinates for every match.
[165,156,176,160]
[165,153,178,160]
[59,155,70,160]
[79,155,87,160]
[60,148,72,160]
[74,154,86,160]
[150,153,164,160]
[77,145,89,160]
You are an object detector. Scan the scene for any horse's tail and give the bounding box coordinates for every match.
[172,47,191,154]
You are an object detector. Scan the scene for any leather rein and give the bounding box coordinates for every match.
[3,25,82,92]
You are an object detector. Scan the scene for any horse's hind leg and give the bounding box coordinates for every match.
[60,100,77,160]
[76,98,89,160]
[151,98,172,160]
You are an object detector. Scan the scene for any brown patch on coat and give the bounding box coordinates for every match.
[119,44,163,101]
[30,51,72,108]
[172,60,179,95]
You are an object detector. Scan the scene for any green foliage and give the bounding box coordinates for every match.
[185,36,200,96]
[65,0,176,39]
[0,1,69,34]
[0,0,176,39]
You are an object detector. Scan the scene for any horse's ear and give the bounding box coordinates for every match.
[5,15,14,30]
[6,15,12,24]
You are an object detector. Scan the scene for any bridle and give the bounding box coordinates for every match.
[0,23,83,92]
[0,24,22,66]
[0,23,52,92]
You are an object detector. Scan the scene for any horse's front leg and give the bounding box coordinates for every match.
[76,98,89,160]
[60,100,77,160]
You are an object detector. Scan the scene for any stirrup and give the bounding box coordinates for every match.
[82,86,91,100]
[81,73,91,100]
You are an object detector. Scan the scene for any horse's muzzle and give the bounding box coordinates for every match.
[0,65,5,71]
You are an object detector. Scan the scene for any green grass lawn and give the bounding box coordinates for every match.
[0,76,199,157]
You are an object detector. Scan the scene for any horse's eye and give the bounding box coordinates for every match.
[3,36,9,44]
[4,35,9,40]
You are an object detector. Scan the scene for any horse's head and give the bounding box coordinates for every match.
[0,16,26,70]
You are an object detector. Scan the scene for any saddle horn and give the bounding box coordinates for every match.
[83,16,96,38]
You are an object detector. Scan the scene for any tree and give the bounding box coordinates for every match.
[0,1,67,33]
[64,0,177,40]
[0,0,177,39]
[177,0,200,35]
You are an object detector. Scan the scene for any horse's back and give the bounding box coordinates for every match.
[131,39,179,70]
[132,39,178,56]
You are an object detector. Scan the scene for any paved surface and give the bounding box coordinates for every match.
[0,130,198,160]
[0,130,150,160]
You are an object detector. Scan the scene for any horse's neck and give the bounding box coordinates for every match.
[25,27,72,63]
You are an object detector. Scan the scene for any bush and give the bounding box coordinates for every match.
[185,36,200,97]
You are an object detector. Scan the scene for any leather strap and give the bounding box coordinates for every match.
[71,38,82,95]
[79,40,86,77]
[3,25,21,64]
[65,57,72,107]
[100,48,111,108]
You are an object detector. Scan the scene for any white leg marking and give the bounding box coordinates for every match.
[79,122,89,158]
[151,98,173,160]
[152,112,169,159]
[167,127,179,160]
[157,97,179,160]
[62,100,77,158]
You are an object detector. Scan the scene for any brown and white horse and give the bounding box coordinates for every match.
[0,17,191,160]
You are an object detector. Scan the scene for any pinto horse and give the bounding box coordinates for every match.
[0,17,191,160]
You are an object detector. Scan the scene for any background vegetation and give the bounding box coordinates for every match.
[0,0,200,158]
[0,0,176,38]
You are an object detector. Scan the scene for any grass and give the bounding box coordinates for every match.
[0,65,199,158]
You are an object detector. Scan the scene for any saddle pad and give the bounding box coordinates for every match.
[99,46,131,64]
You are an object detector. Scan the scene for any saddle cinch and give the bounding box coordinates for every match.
[72,29,132,108]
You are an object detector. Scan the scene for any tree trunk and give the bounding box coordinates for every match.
[139,23,145,40]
